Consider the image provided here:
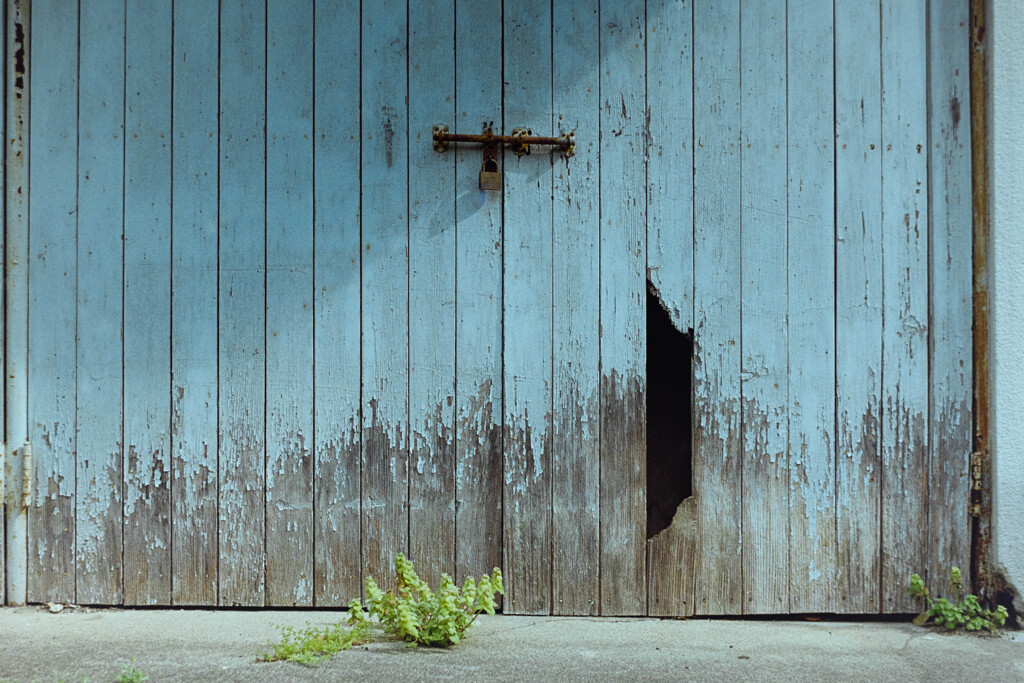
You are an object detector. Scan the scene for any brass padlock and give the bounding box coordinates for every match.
[479,157,501,191]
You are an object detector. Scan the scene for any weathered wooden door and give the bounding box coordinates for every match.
[11,0,973,615]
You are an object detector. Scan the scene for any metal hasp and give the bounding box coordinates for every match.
[434,124,574,191]
[433,123,575,159]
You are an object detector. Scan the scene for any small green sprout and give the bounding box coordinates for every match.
[115,659,148,683]
[910,567,1009,633]
[260,615,373,666]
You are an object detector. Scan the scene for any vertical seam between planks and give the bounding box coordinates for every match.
[784,0,792,614]
[215,0,222,608]
[74,0,82,605]
[595,0,602,616]
[24,0,32,604]
[642,0,649,614]
[877,0,885,607]
[405,0,411,565]
[310,0,317,606]
[262,0,269,607]
[737,0,745,615]
[641,0,649,617]
[923,0,934,591]
[451,0,458,584]
[169,0,176,605]
[689,0,696,616]
[549,0,555,616]
[357,0,364,603]
[120,0,128,607]
[831,0,839,608]
[499,0,506,606]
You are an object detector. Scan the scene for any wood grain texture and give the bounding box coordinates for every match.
[408,0,456,590]
[551,0,600,617]
[360,0,409,590]
[926,0,972,588]
[171,0,219,607]
[218,0,266,606]
[876,0,933,610]
[75,0,124,605]
[5,0,30,608]
[454,0,503,587]
[646,0,693,333]
[787,0,837,614]
[15,0,979,616]
[503,0,553,616]
[124,0,172,606]
[881,0,930,613]
[692,0,742,616]
[28,0,78,605]
[312,0,362,606]
[599,0,647,616]
[648,497,697,616]
[265,0,314,607]
[645,0,696,618]
[835,0,882,614]
[740,0,789,615]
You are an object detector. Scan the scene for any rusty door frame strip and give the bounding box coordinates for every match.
[969,0,993,600]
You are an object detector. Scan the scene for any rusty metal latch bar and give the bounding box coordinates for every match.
[433,124,575,158]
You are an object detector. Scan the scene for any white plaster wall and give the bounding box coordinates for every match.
[990,0,1024,597]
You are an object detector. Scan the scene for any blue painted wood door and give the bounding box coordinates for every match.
[15,0,974,615]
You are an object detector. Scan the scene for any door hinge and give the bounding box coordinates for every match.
[0,441,5,508]
[969,450,984,517]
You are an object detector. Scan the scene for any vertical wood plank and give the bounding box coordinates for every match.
[123,0,172,606]
[23,0,68,605]
[646,0,693,332]
[645,0,696,618]
[454,0,503,586]
[927,0,972,588]
[502,0,553,616]
[6,0,30,607]
[740,0,789,615]
[835,0,882,614]
[171,0,219,606]
[218,0,266,606]
[360,0,409,589]
[265,0,314,607]
[551,0,600,617]
[313,0,362,606]
[880,0,929,613]
[692,0,742,616]
[599,0,647,616]
[408,0,456,589]
[27,0,78,605]
[76,0,124,605]
[787,0,837,614]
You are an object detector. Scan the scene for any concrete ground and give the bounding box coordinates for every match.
[0,607,1021,682]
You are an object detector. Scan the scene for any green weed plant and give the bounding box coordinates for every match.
[910,567,1008,633]
[357,553,504,647]
[114,660,148,683]
[261,619,373,665]
[262,554,503,664]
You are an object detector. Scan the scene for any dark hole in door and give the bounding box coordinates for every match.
[646,281,693,539]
